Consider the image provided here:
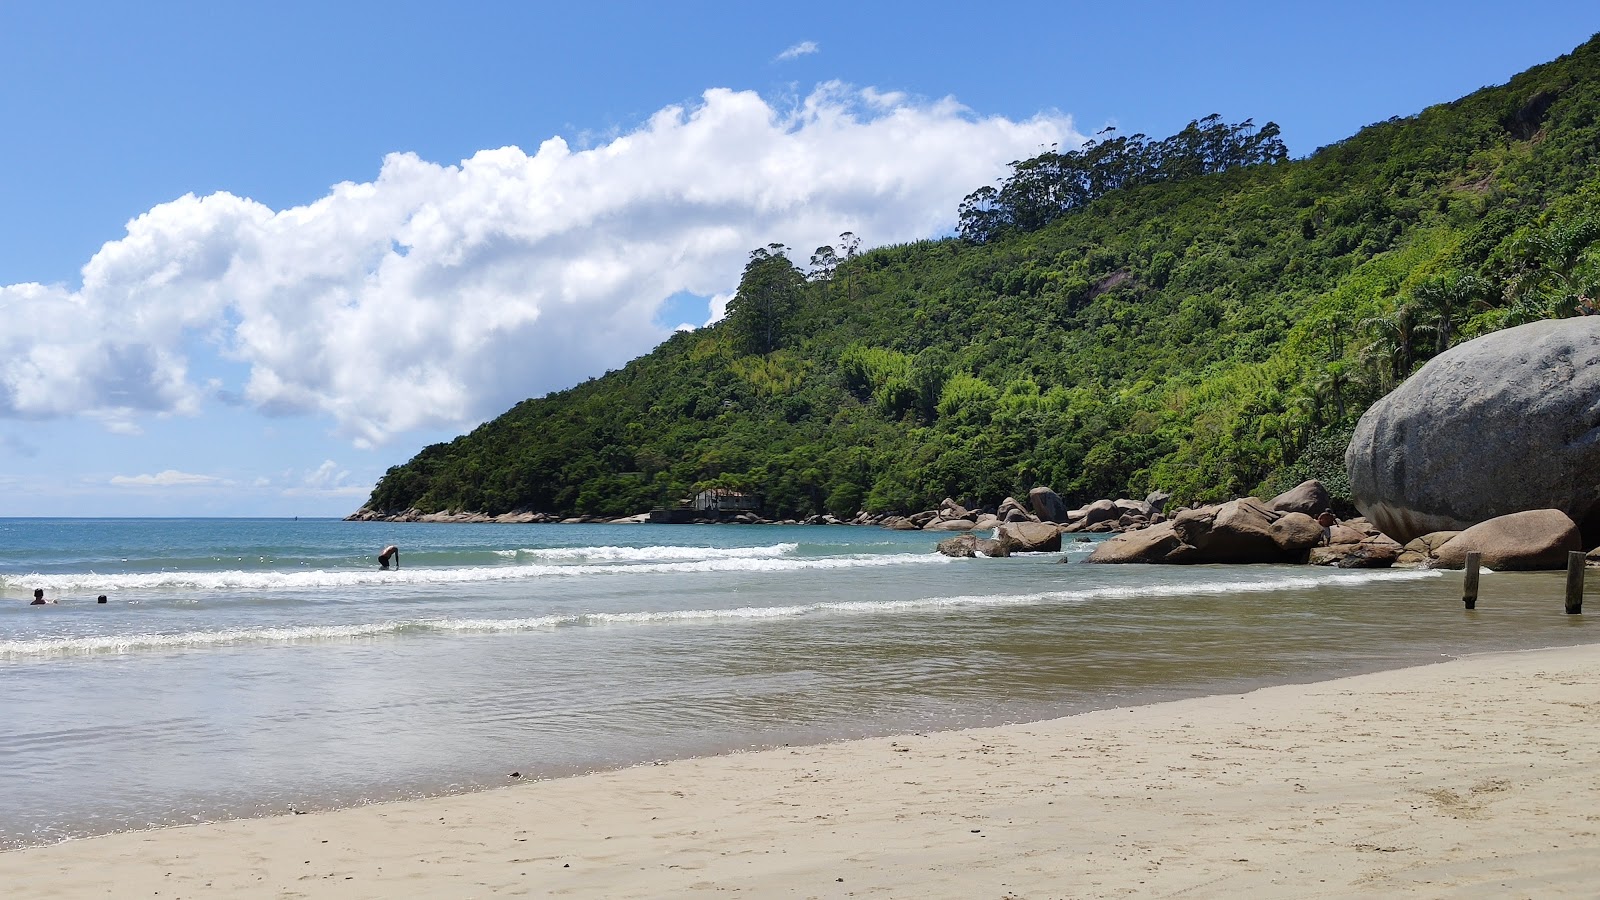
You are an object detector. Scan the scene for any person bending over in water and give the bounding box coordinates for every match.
[30,588,55,605]
[378,545,400,569]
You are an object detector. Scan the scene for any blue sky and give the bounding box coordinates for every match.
[0,1,1594,517]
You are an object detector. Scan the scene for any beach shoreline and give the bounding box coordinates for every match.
[9,643,1600,898]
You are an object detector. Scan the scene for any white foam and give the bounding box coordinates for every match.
[0,568,1445,658]
[4,552,949,593]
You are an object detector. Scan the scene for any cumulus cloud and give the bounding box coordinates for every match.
[776,41,820,61]
[280,459,370,497]
[0,84,1077,446]
[110,469,225,487]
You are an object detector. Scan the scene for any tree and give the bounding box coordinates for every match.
[807,245,841,282]
[1508,216,1600,318]
[726,244,806,355]
[1413,273,1487,354]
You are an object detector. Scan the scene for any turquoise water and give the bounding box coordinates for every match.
[0,518,1592,848]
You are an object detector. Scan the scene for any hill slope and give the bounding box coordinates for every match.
[361,34,1600,519]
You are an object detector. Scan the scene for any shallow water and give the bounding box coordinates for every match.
[0,518,1591,848]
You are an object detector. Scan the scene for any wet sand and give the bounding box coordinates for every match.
[8,643,1600,898]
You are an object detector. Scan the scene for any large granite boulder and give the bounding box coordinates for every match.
[1077,499,1119,527]
[1084,521,1185,563]
[1346,317,1600,545]
[925,517,978,532]
[1428,509,1582,570]
[998,496,1037,523]
[1028,487,1069,523]
[997,522,1063,553]
[1267,480,1333,516]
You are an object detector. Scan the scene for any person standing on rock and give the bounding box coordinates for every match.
[378,545,400,569]
[1316,510,1338,546]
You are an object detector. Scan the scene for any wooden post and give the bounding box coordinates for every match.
[1566,551,1586,615]
[1462,552,1481,610]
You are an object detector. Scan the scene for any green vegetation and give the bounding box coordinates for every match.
[365,34,1600,519]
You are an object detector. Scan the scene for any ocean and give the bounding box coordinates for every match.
[1,517,1591,849]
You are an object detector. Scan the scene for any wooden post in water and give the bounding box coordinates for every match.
[1463,552,1481,610]
[1566,551,1586,615]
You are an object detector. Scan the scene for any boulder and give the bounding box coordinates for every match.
[997,522,1063,553]
[1267,480,1333,516]
[1028,487,1070,523]
[1168,498,1289,564]
[909,510,940,527]
[940,498,971,519]
[1086,521,1185,563]
[1145,490,1173,514]
[998,496,1037,523]
[1346,317,1600,545]
[1336,541,1400,568]
[1115,498,1156,519]
[1269,512,1324,553]
[937,534,1009,558]
[1429,509,1582,570]
[925,518,978,532]
[1328,524,1369,545]
[880,516,920,531]
[972,513,1001,530]
[1078,499,1120,527]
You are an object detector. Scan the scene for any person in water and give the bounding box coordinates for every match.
[378,545,400,569]
[30,588,54,605]
[97,594,108,604]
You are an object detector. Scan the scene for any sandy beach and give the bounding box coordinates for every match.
[8,643,1600,898]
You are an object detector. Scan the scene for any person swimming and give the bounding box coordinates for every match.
[378,545,400,569]
[30,588,54,605]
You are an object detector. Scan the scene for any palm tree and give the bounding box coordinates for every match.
[1413,273,1487,355]
[1509,216,1600,318]
[1358,301,1431,387]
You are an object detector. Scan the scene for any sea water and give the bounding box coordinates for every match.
[0,517,1592,848]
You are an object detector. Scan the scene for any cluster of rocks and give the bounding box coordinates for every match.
[1088,482,1590,571]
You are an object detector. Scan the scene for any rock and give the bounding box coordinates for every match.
[1114,498,1156,519]
[975,538,1009,557]
[1145,490,1173,514]
[1429,509,1582,570]
[937,535,978,557]
[1328,524,1368,545]
[997,522,1063,553]
[1309,545,1360,566]
[1336,542,1400,568]
[972,514,1001,530]
[1267,480,1333,516]
[1086,521,1185,563]
[1089,498,1308,564]
[998,497,1038,523]
[880,516,920,531]
[1078,500,1119,527]
[1028,487,1070,523]
[937,534,1009,558]
[1347,317,1600,545]
[1269,512,1324,553]
[925,518,978,532]
[1168,498,1292,564]
[940,498,971,519]
[909,510,940,527]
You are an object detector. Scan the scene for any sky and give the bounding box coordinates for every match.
[0,1,1595,517]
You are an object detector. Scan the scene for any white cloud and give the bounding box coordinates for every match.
[0,84,1077,446]
[110,469,225,487]
[776,41,820,62]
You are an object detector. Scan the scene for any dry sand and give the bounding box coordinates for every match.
[9,644,1600,898]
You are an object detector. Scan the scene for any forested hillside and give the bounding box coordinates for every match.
[362,34,1600,519]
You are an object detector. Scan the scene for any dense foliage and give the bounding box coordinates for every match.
[365,34,1600,519]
